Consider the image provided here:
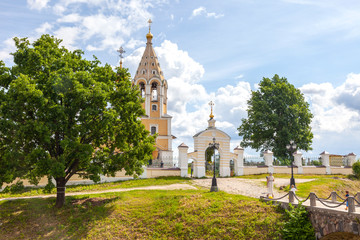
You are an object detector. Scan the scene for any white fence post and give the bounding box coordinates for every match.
[320,151,331,174]
[234,146,244,176]
[293,150,303,174]
[178,143,189,177]
[263,150,274,173]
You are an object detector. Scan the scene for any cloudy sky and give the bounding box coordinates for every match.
[1,0,360,158]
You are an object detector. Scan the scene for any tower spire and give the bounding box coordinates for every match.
[117,46,125,69]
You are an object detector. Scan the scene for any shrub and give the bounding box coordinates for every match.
[352,161,360,179]
[2,181,25,194]
[280,202,315,240]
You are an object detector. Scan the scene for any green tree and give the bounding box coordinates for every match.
[238,74,313,161]
[0,35,155,208]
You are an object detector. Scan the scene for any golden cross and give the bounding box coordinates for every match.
[117,46,125,59]
[208,101,214,119]
[148,19,152,33]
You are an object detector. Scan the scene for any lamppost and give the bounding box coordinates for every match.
[209,137,220,192]
[286,140,297,187]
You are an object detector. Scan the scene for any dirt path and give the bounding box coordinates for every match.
[191,178,315,198]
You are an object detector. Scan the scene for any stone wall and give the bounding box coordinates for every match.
[307,207,360,239]
[274,200,360,239]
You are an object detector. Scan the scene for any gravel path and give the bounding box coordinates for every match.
[191,178,314,198]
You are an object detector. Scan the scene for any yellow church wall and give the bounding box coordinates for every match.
[150,102,160,118]
[163,103,167,114]
[141,119,168,136]
[156,138,168,150]
[157,120,168,135]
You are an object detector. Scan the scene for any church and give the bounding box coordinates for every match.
[131,20,175,167]
[125,20,243,178]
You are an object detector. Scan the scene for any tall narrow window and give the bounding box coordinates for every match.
[152,104,157,111]
[139,82,145,98]
[151,82,158,101]
[151,126,157,135]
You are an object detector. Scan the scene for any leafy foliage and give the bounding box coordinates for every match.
[280,202,315,240]
[352,161,360,179]
[238,74,313,161]
[0,35,155,207]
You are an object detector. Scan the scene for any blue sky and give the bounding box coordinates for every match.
[1,0,360,158]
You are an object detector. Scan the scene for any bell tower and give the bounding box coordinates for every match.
[132,20,174,166]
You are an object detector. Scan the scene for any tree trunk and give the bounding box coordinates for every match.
[55,177,66,208]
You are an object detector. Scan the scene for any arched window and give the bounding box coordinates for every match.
[139,82,145,98]
[151,82,158,101]
[151,126,157,135]
[152,104,157,111]
[152,70,157,75]
[152,62,155,66]
[142,69,146,74]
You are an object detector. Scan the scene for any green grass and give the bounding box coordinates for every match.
[0,176,190,199]
[0,190,284,240]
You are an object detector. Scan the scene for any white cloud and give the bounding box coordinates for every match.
[54,27,81,50]
[235,74,244,79]
[57,13,82,23]
[191,6,224,19]
[155,40,205,84]
[0,38,16,62]
[300,75,360,134]
[46,0,161,52]
[27,0,50,10]
[35,22,53,34]
[125,38,145,49]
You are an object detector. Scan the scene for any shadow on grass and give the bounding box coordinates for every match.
[0,194,120,239]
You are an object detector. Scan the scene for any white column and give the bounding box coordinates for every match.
[263,150,274,173]
[320,151,331,174]
[234,146,244,176]
[293,150,303,174]
[178,143,189,177]
[347,153,357,166]
[139,165,147,179]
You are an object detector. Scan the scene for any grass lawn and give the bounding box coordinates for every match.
[0,190,284,240]
[0,176,190,199]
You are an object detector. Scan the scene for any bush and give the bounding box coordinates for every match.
[280,202,315,240]
[352,161,360,179]
[2,181,25,194]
